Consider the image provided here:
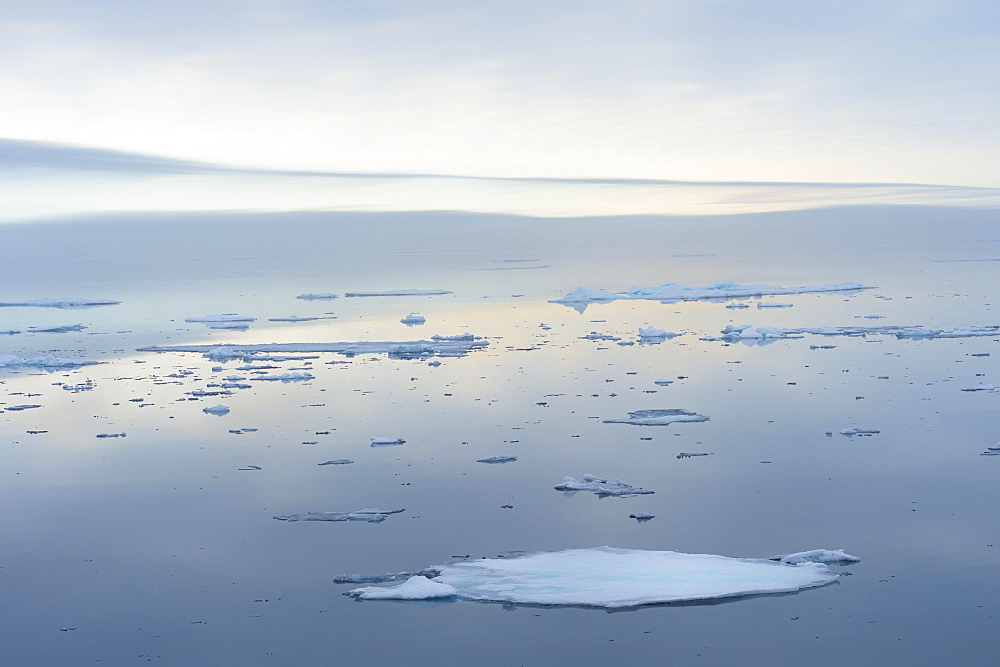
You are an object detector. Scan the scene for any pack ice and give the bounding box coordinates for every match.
[137,338,488,359]
[550,281,871,306]
[0,297,120,308]
[346,546,841,608]
[603,409,709,426]
[0,354,99,369]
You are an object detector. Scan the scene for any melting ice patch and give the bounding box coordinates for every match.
[0,354,100,369]
[603,409,709,426]
[773,549,861,565]
[346,547,841,608]
[0,297,120,308]
[555,474,654,497]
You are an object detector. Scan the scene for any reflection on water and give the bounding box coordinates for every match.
[2,205,1000,663]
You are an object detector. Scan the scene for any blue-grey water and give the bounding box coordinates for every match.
[3,204,1000,664]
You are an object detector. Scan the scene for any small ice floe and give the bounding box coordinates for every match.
[274,508,404,522]
[677,452,713,459]
[267,315,328,322]
[638,326,680,338]
[371,437,405,446]
[549,287,620,304]
[0,297,120,308]
[400,313,426,325]
[344,546,841,608]
[203,405,230,416]
[551,282,871,307]
[772,549,861,565]
[725,302,750,309]
[228,427,257,434]
[349,576,456,600]
[5,404,42,411]
[603,409,709,426]
[653,378,674,386]
[0,329,20,335]
[296,293,338,300]
[961,385,996,392]
[27,324,86,333]
[476,455,517,464]
[333,569,442,584]
[980,444,1000,456]
[810,345,837,349]
[249,372,315,382]
[840,428,879,436]
[96,432,126,438]
[629,512,655,522]
[0,354,99,369]
[580,332,621,341]
[970,352,991,357]
[318,459,354,465]
[555,474,654,497]
[138,338,488,359]
[345,289,453,297]
[757,302,793,309]
[62,380,96,392]
[427,360,442,367]
[185,314,255,324]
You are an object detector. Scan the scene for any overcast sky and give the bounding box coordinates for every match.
[2,1,998,185]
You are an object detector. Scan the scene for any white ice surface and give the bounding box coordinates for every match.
[840,428,879,435]
[555,474,654,497]
[267,315,327,322]
[476,455,518,463]
[27,324,86,333]
[775,549,861,565]
[249,372,315,382]
[137,339,487,358]
[603,409,709,426]
[184,314,256,323]
[0,354,99,369]
[296,293,338,300]
[0,297,120,308]
[348,547,839,608]
[203,404,230,415]
[400,313,426,324]
[350,576,457,600]
[371,437,405,446]
[638,326,678,338]
[552,282,871,305]
[345,289,453,297]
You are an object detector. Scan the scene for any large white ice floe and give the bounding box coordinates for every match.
[136,338,488,359]
[296,293,338,300]
[345,289,453,297]
[349,576,457,600]
[603,409,709,426]
[249,372,315,382]
[708,323,1000,343]
[551,281,872,307]
[0,354,100,369]
[555,475,654,497]
[773,549,861,565]
[345,546,842,608]
[0,297,120,308]
[274,508,404,523]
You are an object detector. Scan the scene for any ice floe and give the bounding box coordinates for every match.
[345,546,841,608]
[345,289,453,297]
[400,313,426,325]
[554,475,654,497]
[603,409,709,426]
[0,354,100,369]
[137,338,488,359]
[274,508,404,522]
[961,385,996,392]
[840,428,879,436]
[707,323,1000,343]
[476,455,517,464]
[203,405,230,416]
[27,324,86,333]
[249,372,315,382]
[653,378,674,385]
[296,293,338,300]
[184,314,256,323]
[0,297,120,308]
[629,512,655,522]
[349,576,457,600]
[638,326,679,338]
[757,302,793,309]
[371,437,405,446]
[267,315,329,322]
[318,459,354,466]
[551,281,872,307]
[773,549,861,565]
[4,404,42,411]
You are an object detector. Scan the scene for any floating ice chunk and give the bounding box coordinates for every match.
[476,455,517,464]
[774,549,861,565]
[250,372,315,382]
[185,314,255,323]
[371,437,405,446]
[757,302,793,309]
[580,332,621,341]
[0,329,20,335]
[350,576,457,600]
[624,281,872,302]
[334,569,441,584]
[0,354,99,369]
[653,379,674,385]
[555,474,654,497]
[638,326,679,338]
[96,432,126,438]
[203,404,230,416]
[629,512,655,522]
[318,459,354,465]
[138,338,488,358]
[427,360,442,367]
[725,302,750,309]
[0,297,120,308]
[296,293,338,300]
[549,287,620,303]
[346,547,840,608]
[400,313,426,325]
[345,289,453,297]
[27,324,86,333]
[5,404,42,411]
[603,409,709,426]
[840,428,879,435]
[961,385,996,392]
[677,452,713,459]
[274,508,404,522]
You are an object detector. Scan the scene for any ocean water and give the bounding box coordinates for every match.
[3,200,1000,664]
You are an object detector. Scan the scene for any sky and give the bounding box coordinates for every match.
[1,0,999,186]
